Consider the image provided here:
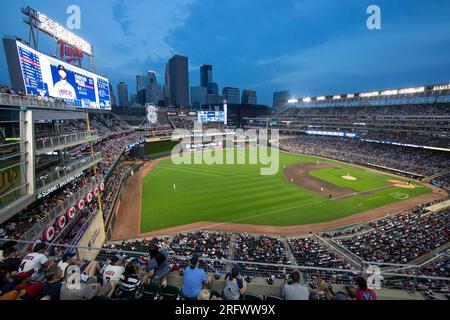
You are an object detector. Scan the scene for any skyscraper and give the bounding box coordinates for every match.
[207,82,219,95]
[148,71,157,84]
[164,63,171,105]
[222,87,240,104]
[273,90,291,108]
[109,83,117,107]
[136,71,159,105]
[241,90,257,105]
[190,86,207,107]
[117,82,129,107]
[136,74,149,92]
[146,83,163,105]
[168,55,189,107]
[200,64,212,88]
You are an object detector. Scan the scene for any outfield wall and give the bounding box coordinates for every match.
[77,209,106,261]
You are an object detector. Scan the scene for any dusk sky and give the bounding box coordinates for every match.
[1,0,450,105]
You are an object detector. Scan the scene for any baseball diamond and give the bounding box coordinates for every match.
[111,148,443,240]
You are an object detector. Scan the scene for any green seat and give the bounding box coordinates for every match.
[139,283,159,300]
[159,285,179,300]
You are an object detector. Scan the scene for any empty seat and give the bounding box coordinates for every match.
[159,285,179,300]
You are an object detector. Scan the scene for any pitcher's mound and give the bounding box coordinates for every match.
[342,175,357,181]
[388,180,416,189]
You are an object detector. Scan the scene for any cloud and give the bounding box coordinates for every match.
[93,0,197,85]
[258,18,450,96]
[112,2,134,36]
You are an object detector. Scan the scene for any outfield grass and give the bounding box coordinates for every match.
[140,149,431,232]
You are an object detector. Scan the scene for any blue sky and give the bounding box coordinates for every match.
[1,0,450,105]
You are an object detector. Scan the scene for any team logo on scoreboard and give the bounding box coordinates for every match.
[57,39,83,65]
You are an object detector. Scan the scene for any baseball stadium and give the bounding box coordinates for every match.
[0,2,449,305]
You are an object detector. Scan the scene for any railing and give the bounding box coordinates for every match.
[1,238,449,293]
[20,176,104,245]
[35,132,98,154]
[0,92,76,110]
[35,152,102,192]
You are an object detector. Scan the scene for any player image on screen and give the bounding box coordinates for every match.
[52,65,77,100]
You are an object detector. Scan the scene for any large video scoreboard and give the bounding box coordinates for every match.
[197,111,225,123]
[4,39,111,110]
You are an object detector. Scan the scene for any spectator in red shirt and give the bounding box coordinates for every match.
[355,277,377,301]
[14,271,44,300]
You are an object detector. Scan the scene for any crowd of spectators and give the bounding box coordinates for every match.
[288,237,357,284]
[170,117,232,131]
[363,131,449,149]
[0,239,382,300]
[0,116,144,242]
[169,232,231,273]
[335,208,450,264]
[280,136,450,179]
[234,234,293,279]
[263,103,450,148]
[278,104,450,118]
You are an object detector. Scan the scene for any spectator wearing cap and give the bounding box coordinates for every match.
[281,271,310,300]
[0,240,18,262]
[180,255,211,300]
[223,266,247,300]
[103,254,125,283]
[355,277,377,300]
[42,266,63,300]
[0,247,21,272]
[144,244,170,287]
[57,252,80,278]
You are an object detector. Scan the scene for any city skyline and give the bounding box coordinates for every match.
[1,0,450,105]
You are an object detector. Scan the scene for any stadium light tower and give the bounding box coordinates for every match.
[21,6,95,70]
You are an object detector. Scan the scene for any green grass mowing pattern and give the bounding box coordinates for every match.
[140,149,431,232]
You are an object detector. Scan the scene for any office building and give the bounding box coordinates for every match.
[191,86,207,107]
[222,87,240,104]
[273,90,291,108]
[168,55,189,107]
[200,64,213,88]
[117,82,129,107]
[241,90,257,105]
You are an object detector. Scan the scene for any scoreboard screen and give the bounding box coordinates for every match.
[13,40,111,110]
[197,111,225,123]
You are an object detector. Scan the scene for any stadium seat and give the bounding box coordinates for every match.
[243,293,262,300]
[139,283,160,300]
[115,288,142,300]
[159,285,179,300]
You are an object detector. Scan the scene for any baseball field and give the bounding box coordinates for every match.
[139,148,432,233]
